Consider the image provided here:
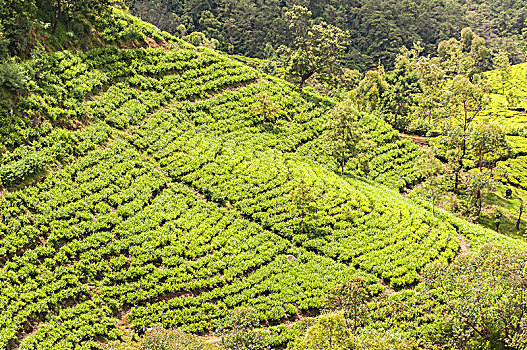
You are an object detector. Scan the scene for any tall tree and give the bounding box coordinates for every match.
[281,5,349,93]
[381,58,422,128]
[322,99,374,175]
[492,49,512,94]
[469,121,508,172]
[351,68,388,113]
[466,170,498,222]
[325,278,371,331]
[416,147,446,215]
[405,46,449,125]
[290,179,318,235]
[444,75,489,191]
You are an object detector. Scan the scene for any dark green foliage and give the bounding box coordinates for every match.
[126,0,526,69]
[0,150,47,187]
[0,0,36,58]
[381,60,422,129]
[280,5,348,93]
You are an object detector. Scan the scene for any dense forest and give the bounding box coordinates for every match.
[126,0,527,69]
[1,1,527,350]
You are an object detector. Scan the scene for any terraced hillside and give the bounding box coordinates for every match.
[1,12,526,350]
[480,63,527,190]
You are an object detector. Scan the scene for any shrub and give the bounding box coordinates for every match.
[220,308,269,350]
[289,312,353,350]
[139,326,206,350]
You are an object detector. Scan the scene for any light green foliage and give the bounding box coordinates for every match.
[290,312,353,350]
[506,136,527,156]
[139,326,207,350]
[182,31,219,49]
[325,278,371,331]
[250,89,282,125]
[469,121,508,171]
[220,308,269,350]
[0,41,483,348]
[322,99,375,174]
[422,245,527,350]
[352,69,388,112]
[499,155,527,189]
[481,62,527,134]
[492,50,512,94]
[2,10,527,350]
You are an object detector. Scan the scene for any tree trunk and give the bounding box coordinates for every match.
[517,199,524,231]
[52,1,62,35]
[299,78,305,94]
[455,136,467,193]
[475,189,482,222]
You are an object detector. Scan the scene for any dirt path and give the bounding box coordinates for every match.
[399,133,428,146]
[458,235,470,255]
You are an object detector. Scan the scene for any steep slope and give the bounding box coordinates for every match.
[1,11,526,350]
[480,63,527,192]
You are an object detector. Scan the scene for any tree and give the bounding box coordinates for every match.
[441,124,468,193]
[405,46,449,126]
[282,5,349,93]
[416,147,447,215]
[322,99,374,175]
[517,198,524,231]
[494,208,503,232]
[443,75,489,191]
[492,50,512,94]
[381,58,422,129]
[291,312,353,350]
[250,89,281,126]
[438,28,491,79]
[465,170,498,222]
[289,179,318,235]
[469,121,508,172]
[325,278,371,331]
[422,245,527,350]
[352,68,388,113]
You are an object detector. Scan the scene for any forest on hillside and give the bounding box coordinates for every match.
[126,0,527,69]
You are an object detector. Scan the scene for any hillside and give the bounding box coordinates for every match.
[1,9,527,350]
[483,62,527,188]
